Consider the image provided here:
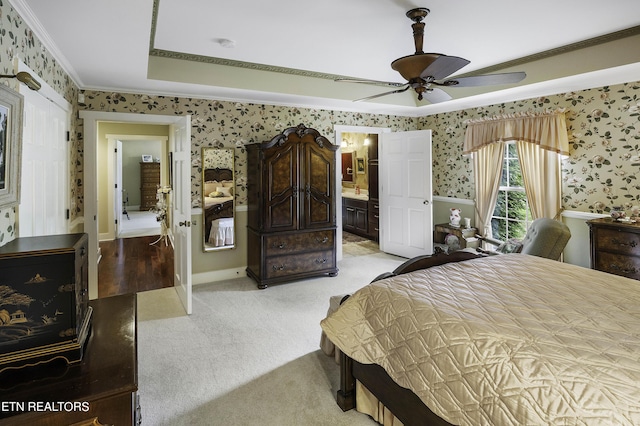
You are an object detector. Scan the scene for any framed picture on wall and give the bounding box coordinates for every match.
[0,84,24,209]
[356,157,366,174]
[141,154,153,163]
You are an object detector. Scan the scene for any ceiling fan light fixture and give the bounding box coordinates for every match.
[336,6,525,103]
[391,53,440,81]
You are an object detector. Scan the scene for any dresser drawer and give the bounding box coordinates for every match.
[265,250,335,279]
[264,230,334,256]
[595,227,640,255]
[595,251,640,280]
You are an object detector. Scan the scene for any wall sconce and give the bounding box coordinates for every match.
[364,137,370,146]
[0,71,41,91]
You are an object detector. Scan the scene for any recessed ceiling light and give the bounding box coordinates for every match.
[216,38,236,48]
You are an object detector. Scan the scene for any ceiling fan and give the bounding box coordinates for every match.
[337,7,526,103]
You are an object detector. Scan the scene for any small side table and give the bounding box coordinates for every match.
[434,223,479,250]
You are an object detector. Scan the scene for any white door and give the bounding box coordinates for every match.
[114,140,123,236]
[171,116,193,314]
[379,130,433,258]
[19,87,69,237]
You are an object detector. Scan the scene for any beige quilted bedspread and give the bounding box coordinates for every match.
[320,254,640,425]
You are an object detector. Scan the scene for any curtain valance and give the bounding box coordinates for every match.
[463,110,569,155]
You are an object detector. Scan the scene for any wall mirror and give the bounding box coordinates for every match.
[202,148,235,252]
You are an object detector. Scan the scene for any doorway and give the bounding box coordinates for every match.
[334,125,389,261]
[99,134,172,298]
[80,110,191,305]
[113,137,165,239]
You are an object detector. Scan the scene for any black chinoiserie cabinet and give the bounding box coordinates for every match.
[246,124,339,289]
[0,233,92,373]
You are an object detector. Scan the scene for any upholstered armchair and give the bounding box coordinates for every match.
[477,218,571,261]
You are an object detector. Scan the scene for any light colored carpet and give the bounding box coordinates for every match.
[137,249,405,425]
[119,210,160,238]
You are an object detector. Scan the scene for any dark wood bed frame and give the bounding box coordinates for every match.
[336,250,481,426]
[204,168,234,238]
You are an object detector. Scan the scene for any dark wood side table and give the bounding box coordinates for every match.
[434,223,479,250]
[0,294,139,425]
[587,217,640,280]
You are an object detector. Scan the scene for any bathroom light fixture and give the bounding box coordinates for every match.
[0,71,41,91]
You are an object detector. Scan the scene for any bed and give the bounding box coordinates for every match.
[320,252,640,425]
[203,168,234,241]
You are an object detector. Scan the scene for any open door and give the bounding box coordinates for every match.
[171,116,193,314]
[114,140,123,237]
[379,130,433,258]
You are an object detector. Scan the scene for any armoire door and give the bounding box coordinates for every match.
[302,142,335,229]
[263,141,300,232]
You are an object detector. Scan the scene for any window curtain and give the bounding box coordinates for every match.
[464,110,569,234]
[463,110,570,156]
[473,142,504,238]
[516,140,563,219]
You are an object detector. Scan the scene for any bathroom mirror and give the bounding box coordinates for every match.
[202,148,235,252]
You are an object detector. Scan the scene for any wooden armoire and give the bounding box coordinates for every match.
[246,124,339,289]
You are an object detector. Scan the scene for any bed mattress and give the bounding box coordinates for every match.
[320,254,640,425]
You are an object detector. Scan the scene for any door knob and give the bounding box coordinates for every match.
[179,220,191,227]
[423,200,430,205]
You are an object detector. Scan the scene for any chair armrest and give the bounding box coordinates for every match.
[474,234,503,247]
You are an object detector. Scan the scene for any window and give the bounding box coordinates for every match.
[491,142,532,241]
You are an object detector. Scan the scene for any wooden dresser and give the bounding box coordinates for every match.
[0,293,139,425]
[587,217,640,280]
[246,124,339,289]
[140,161,160,210]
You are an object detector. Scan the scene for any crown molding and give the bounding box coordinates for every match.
[8,0,84,87]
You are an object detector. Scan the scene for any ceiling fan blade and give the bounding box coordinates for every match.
[354,85,411,102]
[436,71,526,87]
[422,87,452,104]
[419,55,470,80]
[335,78,406,88]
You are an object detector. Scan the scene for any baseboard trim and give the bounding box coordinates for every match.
[193,266,247,286]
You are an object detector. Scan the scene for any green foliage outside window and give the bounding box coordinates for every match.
[491,143,531,241]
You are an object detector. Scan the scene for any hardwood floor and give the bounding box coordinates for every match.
[98,236,174,298]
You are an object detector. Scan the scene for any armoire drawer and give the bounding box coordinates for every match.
[264,230,334,256]
[265,250,335,279]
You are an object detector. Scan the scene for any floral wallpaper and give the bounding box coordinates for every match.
[1,0,640,248]
[0,0,82,246]
[77,93,416,208]
[422,82,640,215]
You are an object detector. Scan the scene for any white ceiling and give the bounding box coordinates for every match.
[9,0,640,116]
